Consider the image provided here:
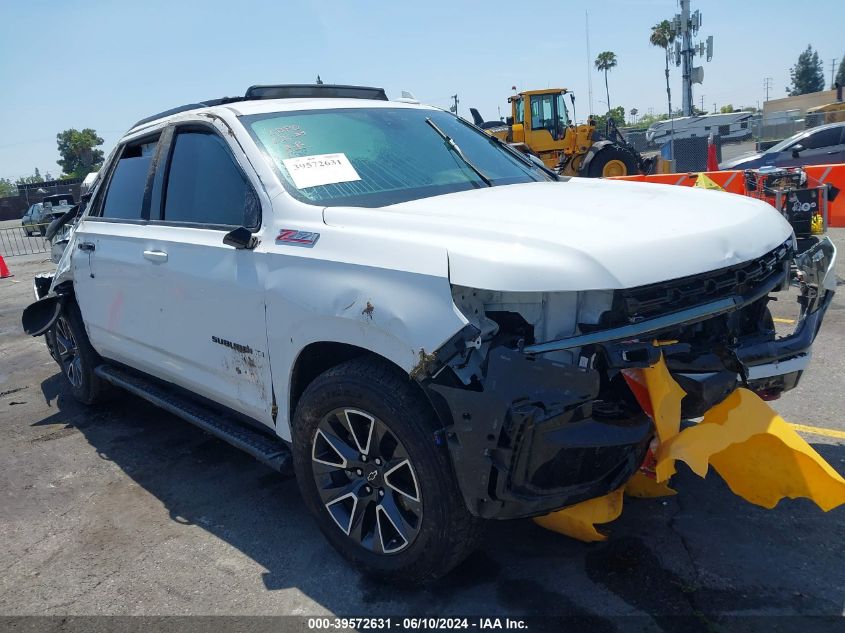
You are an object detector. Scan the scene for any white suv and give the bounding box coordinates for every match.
[23,84,837,583]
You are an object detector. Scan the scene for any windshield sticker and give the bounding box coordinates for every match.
[269,124,308,156]
[282,153,361,189]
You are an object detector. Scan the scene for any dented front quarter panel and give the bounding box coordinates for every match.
[263,196,468,441]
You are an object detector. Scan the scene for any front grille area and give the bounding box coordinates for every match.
[605,239,792,325]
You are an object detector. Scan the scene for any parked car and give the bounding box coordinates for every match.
[20,203,44,236]
[36,194,76,237]
[23,84,837,583]
[720,121,845,170]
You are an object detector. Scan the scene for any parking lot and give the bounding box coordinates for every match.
[1,231,844,628]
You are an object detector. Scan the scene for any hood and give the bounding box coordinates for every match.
[719,152,763,170]
[322,179,793,292]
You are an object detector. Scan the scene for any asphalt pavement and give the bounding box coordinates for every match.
[1,230,844,631]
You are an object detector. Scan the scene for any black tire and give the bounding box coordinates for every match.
[49,299,111,405]
[292,357,483,584]
[39,225,46,237]
[585,144,639,178]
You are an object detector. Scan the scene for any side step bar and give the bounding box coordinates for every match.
[95,364,293,475]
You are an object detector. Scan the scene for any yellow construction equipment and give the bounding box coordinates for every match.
[470,88,652,177]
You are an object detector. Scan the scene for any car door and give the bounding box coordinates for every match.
[775,127,842,167]
[73,122,274,425]
[72,131,165,368]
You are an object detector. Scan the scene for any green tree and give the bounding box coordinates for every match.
[594,51,618,113]
[720,104,735,113]
[836,54,845,87]
[0,178,17,197]
[649,20,676,121]
[593,106,626,134]
[56,128,105,178]
[15,168,44,185]
[787,45,825,96]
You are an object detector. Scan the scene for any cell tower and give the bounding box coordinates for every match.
[671,0,713,116]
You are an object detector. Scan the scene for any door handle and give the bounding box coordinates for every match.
[143,250,168,263]
[77,242,95,252]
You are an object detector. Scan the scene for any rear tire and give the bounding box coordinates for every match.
[585,144,639,178]
[292,357,483,584]
[50,299,111,405]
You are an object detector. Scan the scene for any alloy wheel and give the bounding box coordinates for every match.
[54,316,82,388]
[311,408,423,554]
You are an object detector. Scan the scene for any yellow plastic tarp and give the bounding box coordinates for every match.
[533,487,624,542]
[534,354,845,540]
[661,388,845,511]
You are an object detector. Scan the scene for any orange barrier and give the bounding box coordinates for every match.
[611,163,845,227]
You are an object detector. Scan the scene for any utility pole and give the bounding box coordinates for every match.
[713,102,717,114]
[671,0,712,117]
[700,95,704,112]
[450,94,459,116]
[763,77,772,101]
[586,11,594,116]
[832,59,839,88]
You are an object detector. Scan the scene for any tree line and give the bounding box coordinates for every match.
[0,128,105,197]
[592,25,843,129]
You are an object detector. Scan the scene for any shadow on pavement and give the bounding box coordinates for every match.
[35,371,845,627]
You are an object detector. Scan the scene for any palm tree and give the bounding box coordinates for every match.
[649,20,676,123]
[594,51,618,113]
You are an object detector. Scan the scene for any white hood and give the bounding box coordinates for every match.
[323,179,793,292]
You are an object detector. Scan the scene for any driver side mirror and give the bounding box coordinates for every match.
[223,226,258,250]
[791,143,805,158]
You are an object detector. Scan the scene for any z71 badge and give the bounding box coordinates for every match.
[276,229,320,247]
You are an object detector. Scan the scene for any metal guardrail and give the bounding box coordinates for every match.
[0,223,51,257]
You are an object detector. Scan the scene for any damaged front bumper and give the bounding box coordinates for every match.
[420,238,836,520]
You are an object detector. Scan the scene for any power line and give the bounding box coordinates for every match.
[832,59,839,88]
[763,77,772,101]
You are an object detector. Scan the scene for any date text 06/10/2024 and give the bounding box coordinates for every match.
[306,617,529,630]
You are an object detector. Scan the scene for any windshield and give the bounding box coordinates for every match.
[243,107,551,207]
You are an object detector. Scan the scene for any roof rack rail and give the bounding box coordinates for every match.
[130,83,388,129]
[132,96,244,129]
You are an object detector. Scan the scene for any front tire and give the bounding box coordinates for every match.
[49,300,111,405]
[585,144,639,178]
[292,357,482,584]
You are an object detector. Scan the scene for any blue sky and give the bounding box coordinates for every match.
[1,0,843,181]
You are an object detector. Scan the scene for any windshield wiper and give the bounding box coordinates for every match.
[425,118,492,187]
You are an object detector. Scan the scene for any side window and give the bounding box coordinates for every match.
[514,97,524,124]
[162,131,258,228]
[100,139,158,220]
[803,128,841,150]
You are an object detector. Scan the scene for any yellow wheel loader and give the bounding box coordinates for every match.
[470,88,653,177]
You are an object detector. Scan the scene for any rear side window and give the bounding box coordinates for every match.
[101,140,157,219]
[804,127,841,150]
[163,131,257,228]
